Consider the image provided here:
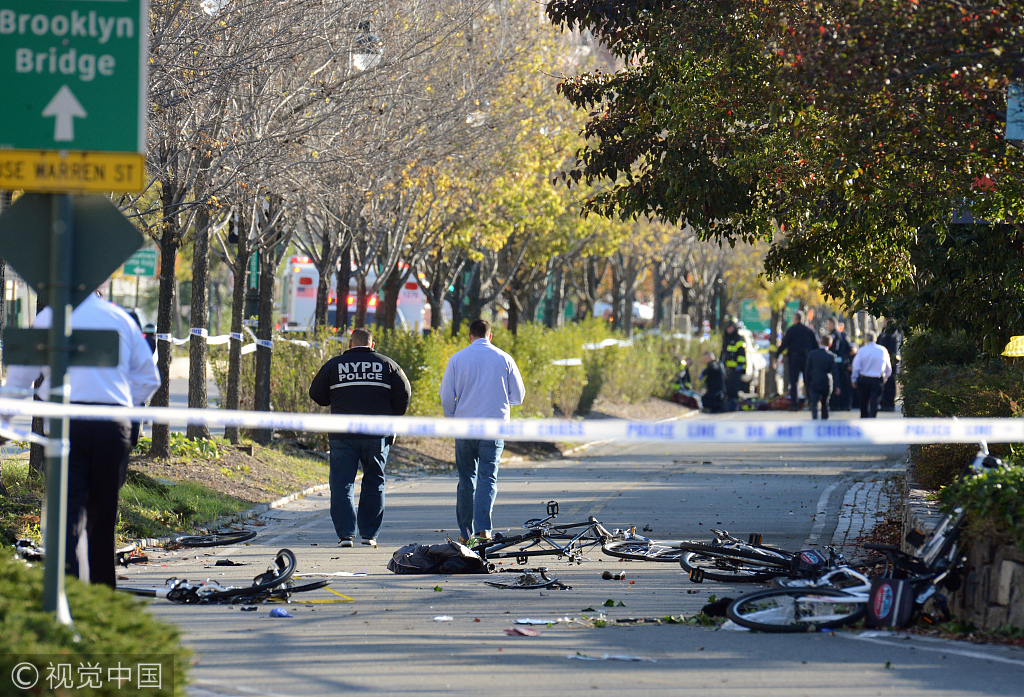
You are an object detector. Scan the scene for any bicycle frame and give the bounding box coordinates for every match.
[476,501,645,564]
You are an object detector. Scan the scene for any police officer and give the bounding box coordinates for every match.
[721,322,747,411]
[309,327,411,547]
[700,351,727,413]
[778,311,819,409]
[6,289,161,588]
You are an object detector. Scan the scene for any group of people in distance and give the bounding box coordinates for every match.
[700,312,899,419]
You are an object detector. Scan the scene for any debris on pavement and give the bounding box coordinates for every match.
[504,627,540,637]
[485,569,571,590]
[568,653,656,662]
[117,548,332,605]
[700,597,734,617]
[295,571,368,577]
[270,608,294,618]
[14,539,44,562]
[214,559,245,566]
[240,606,258,612]
[116,545,149,567]
[721,620,751,632]
[601,571,626,580]
[515,618,565,625]
[433,616,454,622]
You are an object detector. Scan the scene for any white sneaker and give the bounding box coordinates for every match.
[361,538,377,548]
[338,538,354,548]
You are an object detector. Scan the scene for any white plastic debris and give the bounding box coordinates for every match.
[433,616,454,622]
[568,653,656,662]
[721,620,751,632]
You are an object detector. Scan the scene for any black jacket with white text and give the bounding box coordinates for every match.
[309,346,412,439]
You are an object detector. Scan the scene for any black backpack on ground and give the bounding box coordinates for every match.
[387,539,488,574]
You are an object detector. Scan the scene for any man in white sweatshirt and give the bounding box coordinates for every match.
[440,319,525,542]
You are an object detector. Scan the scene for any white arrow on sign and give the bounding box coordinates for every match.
[42,86,87,142]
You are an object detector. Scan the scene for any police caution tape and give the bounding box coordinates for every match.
[0,398,1021,444]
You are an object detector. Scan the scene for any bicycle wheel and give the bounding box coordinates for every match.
[727,588,866,632]
[679,543,791,583]
[602,540,686,562]
[173,530,256,547]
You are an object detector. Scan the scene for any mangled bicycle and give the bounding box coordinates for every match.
[120,548,329,604]
[470,501,650,564]
[725,445,1006,632]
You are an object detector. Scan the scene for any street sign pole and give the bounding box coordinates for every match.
[42,193,73,625]
[0,0,150,627]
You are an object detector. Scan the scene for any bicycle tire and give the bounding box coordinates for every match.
[174,530,256,547]
[679,543,791,583]
[281,580,331,594]
[601,540,687,562]
[201,548,297,602]
[727,588,866,632]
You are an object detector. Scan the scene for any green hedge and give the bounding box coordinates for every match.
[900,330,1024,549]
[899,332,1024,490]
[899,330,980,375]
[941,465,1024,551]
[213,322,702,438]
[0,550,190,696]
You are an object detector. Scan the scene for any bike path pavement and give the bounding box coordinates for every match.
[122,413,1024,697]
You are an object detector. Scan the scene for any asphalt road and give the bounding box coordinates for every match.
[119,410,1024,697]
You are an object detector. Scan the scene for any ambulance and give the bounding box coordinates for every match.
[280,257,427,331]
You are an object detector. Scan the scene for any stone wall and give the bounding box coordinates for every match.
[902,478,1024,630]
[949,537,1024,630]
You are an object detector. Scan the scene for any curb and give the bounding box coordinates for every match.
[128,482,331,549]
[901,476,944,554]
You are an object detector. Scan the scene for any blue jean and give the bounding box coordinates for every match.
[455,439,504,539]
[329,438,389,540]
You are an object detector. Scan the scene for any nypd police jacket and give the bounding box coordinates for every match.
[309,346,412,439]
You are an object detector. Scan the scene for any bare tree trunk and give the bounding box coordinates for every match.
[187,201,212,440]
[610,264,624,332]
[505,285,521,335]
[354,276,368,327]
[224,217,248,444]
[150,203,181,459]
[624,284,636,338]
[766,307,782,397]
[335,245,350,331]
[427,287,445,330]
[466,263,483,322]
[449,270,464,337]
[251,254,276,445]
[381,263,402,330]
[313,232,334,331]
[717,277,728,328]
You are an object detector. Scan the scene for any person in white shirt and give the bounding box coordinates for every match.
[6,291,161,587]
[440,319,525,542]
[850,331,893,419]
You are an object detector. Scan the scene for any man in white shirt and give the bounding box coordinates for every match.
[850,331,893,419]
[6,291,161,587]
[440,319,525,542]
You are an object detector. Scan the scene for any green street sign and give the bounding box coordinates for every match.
[0,0,147,154]
[122,247,157,277]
